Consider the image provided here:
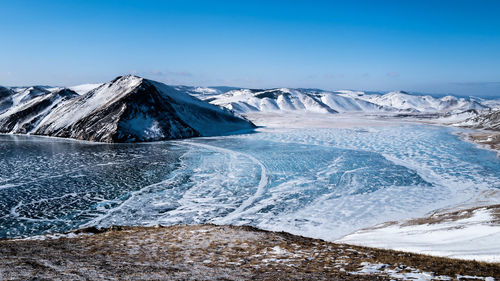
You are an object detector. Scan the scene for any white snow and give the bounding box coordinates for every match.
[338,203,500,263]
[69,83,103,95]
[151,81,254,136]
[192,87,219,94]
[10,87,50,107]
[119,114,165,140]
[436,111,479,124]
[349,262,495,280]
[338,90,487,113]
[350,262,453,280]
[197,88,489,116]
[34,75,144,133]
[12,75,254,141]
[203,88,389,115]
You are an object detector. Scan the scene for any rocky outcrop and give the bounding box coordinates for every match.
[460,109,500,131]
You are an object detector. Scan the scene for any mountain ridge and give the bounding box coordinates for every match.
[0,75,255,142]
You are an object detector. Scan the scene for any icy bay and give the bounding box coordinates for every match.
[1,122,500,239]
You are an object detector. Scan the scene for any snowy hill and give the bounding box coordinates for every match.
[192,88,393,115]
[478,98,500,111]
[0,89,78,134]
[192,88,488,115]
[456,109,500,130]
[338,90,487,113]
[0,75,255,142]
[1,86,60,115]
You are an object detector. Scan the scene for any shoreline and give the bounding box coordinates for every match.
[459,130,500,156]
[376,112,500,156]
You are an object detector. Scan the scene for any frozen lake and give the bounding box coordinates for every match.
[1,122,500,239]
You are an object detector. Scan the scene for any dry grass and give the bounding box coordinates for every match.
[466,132,500,151]
[0,224,498,280]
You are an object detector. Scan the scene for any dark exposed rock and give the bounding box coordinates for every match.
[461,109,500,131]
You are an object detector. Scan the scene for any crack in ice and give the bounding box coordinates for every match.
[172,140,268,224]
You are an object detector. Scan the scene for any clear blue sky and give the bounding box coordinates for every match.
[1,0,499,96]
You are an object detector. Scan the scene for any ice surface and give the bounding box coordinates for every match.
[2,118,499,244]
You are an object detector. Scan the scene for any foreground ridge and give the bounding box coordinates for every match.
[0,225,498,280]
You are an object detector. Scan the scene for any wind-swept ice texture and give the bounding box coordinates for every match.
[193,88,488,115]
[1,123,500,243]
[0,75,255,142]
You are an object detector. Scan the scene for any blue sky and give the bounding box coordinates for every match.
[1,0,499,96]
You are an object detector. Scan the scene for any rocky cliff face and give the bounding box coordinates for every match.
[0,75,255,142]
[459,109,500,131]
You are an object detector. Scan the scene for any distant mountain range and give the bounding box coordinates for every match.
[186,87,500,131]
[1,77,499,142]
[456,110,500,131]
[190,88,491,115]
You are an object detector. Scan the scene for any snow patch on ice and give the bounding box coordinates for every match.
[338,207,500,263]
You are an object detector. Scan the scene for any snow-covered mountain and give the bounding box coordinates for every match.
[0,75,254,142]
[192,88,392,115]
[0,89,78,134]
[456,109,500,130]
[1,77,496,141]
[192,88,488,115]
[336,90,487,113]
[477,98,500,111]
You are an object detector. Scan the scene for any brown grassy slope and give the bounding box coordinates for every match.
[0,225,498,280]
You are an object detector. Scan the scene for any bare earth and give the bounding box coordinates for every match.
[0,225,498,280]
[465,131,500,153]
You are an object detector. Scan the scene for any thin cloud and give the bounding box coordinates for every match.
[386,72,399,78]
